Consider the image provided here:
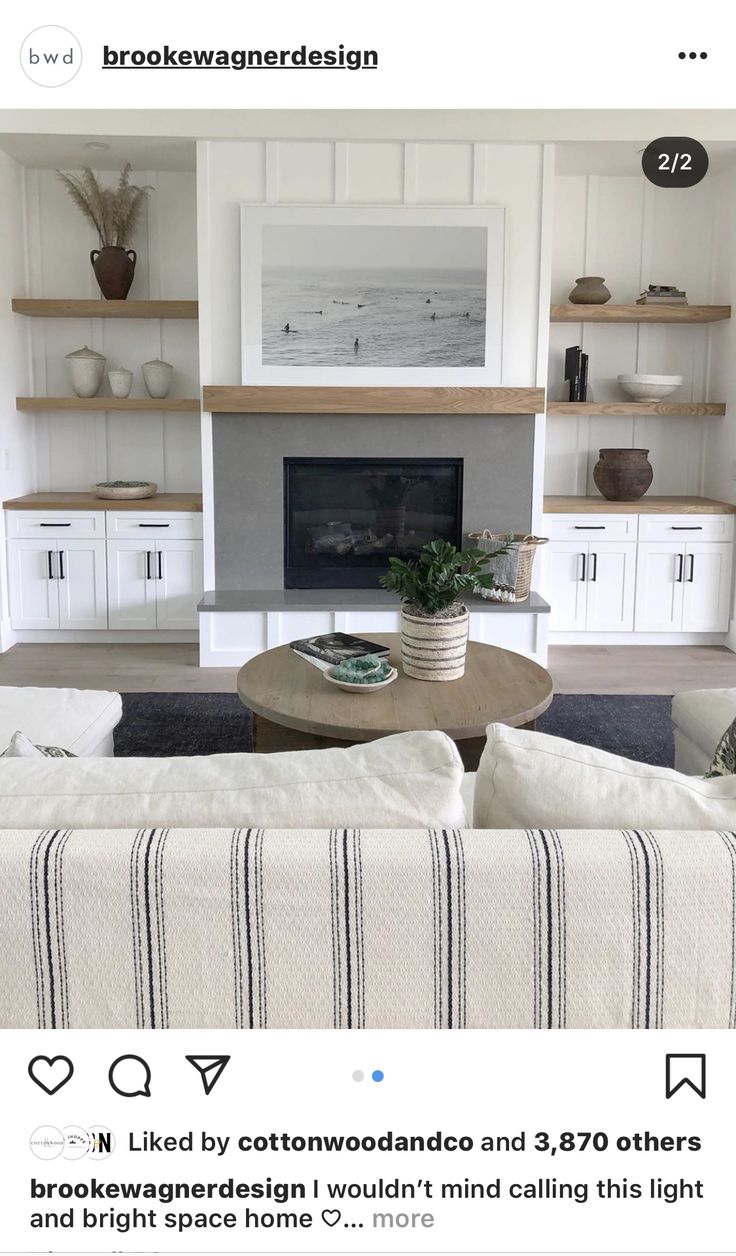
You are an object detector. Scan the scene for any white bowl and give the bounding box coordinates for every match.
[617,373,683,400]
[323,666,398,694]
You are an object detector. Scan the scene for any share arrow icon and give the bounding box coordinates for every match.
[185,1055,231,1095]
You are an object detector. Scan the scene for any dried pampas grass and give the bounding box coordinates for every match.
[56,163,153,247]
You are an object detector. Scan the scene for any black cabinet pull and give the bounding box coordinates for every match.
[675,553,684,583]
[145,551,152,581]
[671,525,703,531]
[40,521,71,527]
[574,525,606,530]
[579,552,587,582]
[47,550,55,580]
[138,523,170,528]
[58,551,65,580]
[157,550,163,581]
[589,552,598,582]
[687,554,695,583]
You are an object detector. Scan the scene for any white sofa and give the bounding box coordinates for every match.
[0,728,734,1031]
[0,686,122,757]
[672,687,736,775]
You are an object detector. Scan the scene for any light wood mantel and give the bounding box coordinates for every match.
[202,385,545,414]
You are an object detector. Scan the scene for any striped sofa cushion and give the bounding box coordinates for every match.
[0,828,733,1030]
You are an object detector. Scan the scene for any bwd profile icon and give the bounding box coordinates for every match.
[20,26,82,87]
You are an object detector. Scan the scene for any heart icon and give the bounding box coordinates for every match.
[321,1210,341,1227]
[28,1055,74,1095]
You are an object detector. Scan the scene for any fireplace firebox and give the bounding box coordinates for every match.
[284,457,463,588]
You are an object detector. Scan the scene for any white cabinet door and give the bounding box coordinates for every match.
[682,543,733,632]
[544,541,588,630]
[106,540,157,630]
[7,539,58,629]
[155,540,203,630]
[57,540,108,630]
[634,544,685,632]
[585,542,637,631]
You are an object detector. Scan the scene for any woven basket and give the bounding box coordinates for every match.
[469,530,548,603]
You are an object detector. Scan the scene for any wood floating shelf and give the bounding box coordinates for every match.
[544,495,736,515]
[202,385,545,415]
[12,298,198,320]
[16,397,200,412]
[3,491,203,512]
[550,303,731,324]
[547,401,725,417]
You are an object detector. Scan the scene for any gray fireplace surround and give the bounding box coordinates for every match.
[212,410,535,590]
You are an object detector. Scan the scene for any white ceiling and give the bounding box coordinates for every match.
[1,112,735,177]
[0,132,196,172]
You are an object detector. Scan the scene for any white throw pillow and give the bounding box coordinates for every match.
[0,729,465,830]
[1,730,76,759]
[473,723,736,830]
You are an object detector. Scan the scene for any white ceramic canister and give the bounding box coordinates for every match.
[65,345,106,398]
[108,368,133,398]
[142,358,174,399]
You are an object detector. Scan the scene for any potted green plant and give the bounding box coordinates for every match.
[380,538,504,681]
[56,164,153,300]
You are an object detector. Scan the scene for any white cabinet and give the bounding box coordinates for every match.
[634,542,732,633]
[107,537,202,631]
[545,539,637,632]
[155,540,204,630]
[6,509,203,635]
[544,510,734,639]
[107,540,158,630]
[8,538,107,630]
[544,542,587,630]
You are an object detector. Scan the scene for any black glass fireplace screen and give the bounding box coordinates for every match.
[284,457,463,588]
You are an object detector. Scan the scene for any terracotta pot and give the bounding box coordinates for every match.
[400,605,469,681]
[568,275,611,304]
[593,448,653,501]
[90,246,137,300]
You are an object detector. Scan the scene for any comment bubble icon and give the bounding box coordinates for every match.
[108,1054,152,1098]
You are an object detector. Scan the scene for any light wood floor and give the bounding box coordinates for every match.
[0,641,734,695]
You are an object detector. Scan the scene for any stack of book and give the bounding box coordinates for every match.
[564,345,589,401]
[636,285,688,306]
[290,632,390,672]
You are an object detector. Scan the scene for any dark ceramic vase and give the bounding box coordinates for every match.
[90,246,137,300]
[593,448,653,501]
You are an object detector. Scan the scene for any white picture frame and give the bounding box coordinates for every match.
[240,204,505,386]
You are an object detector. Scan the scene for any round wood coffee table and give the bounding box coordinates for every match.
[237,633,553,770]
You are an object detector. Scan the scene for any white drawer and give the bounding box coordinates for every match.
[543,514,638,542]
[638,515,734,543]
[106,512,203,540]
[5,510,106,539]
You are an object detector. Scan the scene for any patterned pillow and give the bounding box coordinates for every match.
[705,718,736,777]
[1,730,77,759]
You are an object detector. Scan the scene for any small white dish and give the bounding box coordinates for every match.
[323,665,398,694]
[618,373,683,400]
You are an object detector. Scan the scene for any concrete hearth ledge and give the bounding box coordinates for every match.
[198,589,550,614]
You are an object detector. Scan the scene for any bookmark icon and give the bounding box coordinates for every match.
[186,1055,230,1096]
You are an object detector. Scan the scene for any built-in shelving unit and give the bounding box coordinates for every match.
[550,304,731,324]
[16,397,200,412]
[12,298,198,319]
[547,401,725,417]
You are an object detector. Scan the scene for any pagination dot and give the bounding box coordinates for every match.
[372,1069,384,1082]
[352,1070,364,1082]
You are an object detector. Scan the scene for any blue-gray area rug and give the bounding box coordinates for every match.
[115,692,674,767]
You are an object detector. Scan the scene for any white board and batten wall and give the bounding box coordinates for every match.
[197,138,554,666]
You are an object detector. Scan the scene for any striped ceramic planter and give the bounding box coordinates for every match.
[400,606,470,681]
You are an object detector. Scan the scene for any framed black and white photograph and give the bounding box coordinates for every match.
[240,205,505,384]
